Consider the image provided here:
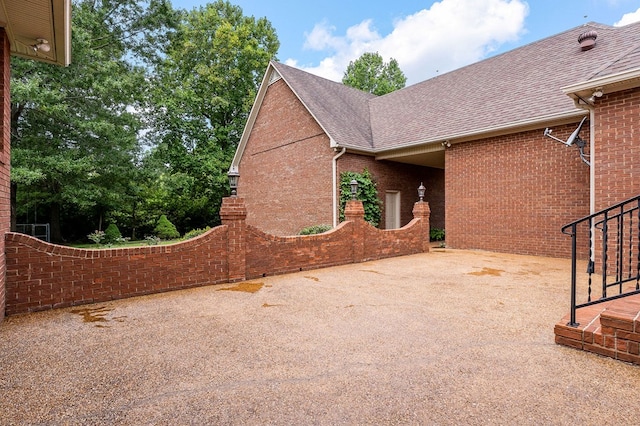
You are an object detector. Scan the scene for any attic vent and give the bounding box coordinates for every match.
[269,70,282,85]
[578,30,598,51]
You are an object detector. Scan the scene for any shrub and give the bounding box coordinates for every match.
[87,230,105,245]
[154,215,180,239]
[145,235,161,245]
[103,223,122,244]
[430,228,445,241]
[182,227,212,240]
[299,224,332,235]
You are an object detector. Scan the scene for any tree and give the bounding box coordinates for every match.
[11,0,178,242]
[154,214,180,239]
[342,52,407,95]
[145,0,279,231]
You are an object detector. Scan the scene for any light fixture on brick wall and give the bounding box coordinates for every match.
[587,88,603,103]
[227,170,239,197]
[418,182,426,201]
[350,179,358,200]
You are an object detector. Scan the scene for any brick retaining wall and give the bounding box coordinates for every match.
[4,198,430,316]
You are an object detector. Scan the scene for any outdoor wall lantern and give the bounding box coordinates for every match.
[32,38,51,53]
[418,182,426,201]
[227,170,239,197]
[350,179,358,200]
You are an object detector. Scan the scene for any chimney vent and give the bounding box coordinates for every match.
[578,30,598,51]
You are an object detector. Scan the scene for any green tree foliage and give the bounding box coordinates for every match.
[146,0,279,231]
[339,169,382,227]
[342,52,407,95]
[11,0,279,243]
[154,214,180,239]
[11,0,178,242]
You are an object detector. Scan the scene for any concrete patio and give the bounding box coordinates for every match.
[1,249,639,424]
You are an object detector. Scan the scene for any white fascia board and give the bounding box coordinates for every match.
[562,68,640,97]
[229,62,275,172]
[374,109,587,156]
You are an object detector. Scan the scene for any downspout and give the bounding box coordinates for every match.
[332,147,347,227]
[571,98,595,215]
[572,98,596,264]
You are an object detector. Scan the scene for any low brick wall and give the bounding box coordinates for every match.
[5,226,230,315]
[4,198,430,316]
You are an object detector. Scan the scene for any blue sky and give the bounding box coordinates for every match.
[170,0,640,84]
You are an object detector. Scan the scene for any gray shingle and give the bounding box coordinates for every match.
[371,22,640,149]
[271,62,377,150]
[271,21,640,152]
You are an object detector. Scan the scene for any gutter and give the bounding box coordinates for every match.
[332,146,347,227]
[374,110,587,157]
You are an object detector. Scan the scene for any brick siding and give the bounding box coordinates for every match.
[338,153,444,230]
[446,125,590,257]
[239,79,445,236]
[4,198,430,316]
[593,88,640,209]
[239,78,335,235]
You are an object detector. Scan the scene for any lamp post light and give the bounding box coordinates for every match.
[418,182,426,202]
[350,179,358,200]
[227,170,239,197]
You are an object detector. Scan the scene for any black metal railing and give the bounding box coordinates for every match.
[562,194,640,327]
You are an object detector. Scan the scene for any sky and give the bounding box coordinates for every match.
[170,0,640,85]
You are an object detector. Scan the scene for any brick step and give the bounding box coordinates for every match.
[554,294,640,365]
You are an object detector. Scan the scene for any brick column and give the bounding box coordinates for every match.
[412,201,431,252]
[219,197,247,283]
[0,29,10,320]
[345,200,366,263]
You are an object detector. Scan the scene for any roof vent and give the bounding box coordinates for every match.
[578,30,598,51]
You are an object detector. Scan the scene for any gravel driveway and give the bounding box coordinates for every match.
[1,249,639,425]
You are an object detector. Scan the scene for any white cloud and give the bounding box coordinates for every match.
[614,7,640,27]
[286,0,529,85]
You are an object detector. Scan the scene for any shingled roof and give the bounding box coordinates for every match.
[371,21,640,151]
[233,21,640,170]
[271,62,377,150]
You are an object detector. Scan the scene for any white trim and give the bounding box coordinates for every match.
[229,62,276,171]
[562,67,640,96]
[332,147,346,227]
[590,108,595,216]
[373,110,588,158]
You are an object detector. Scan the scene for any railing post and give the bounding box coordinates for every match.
[568,223,579,327]
[220,196,247,283]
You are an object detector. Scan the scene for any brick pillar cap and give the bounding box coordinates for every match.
[412,201,431,218]
[220,196,247,221]
[344,200,365,220]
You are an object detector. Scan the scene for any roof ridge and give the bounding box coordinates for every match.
[379,22,617,97]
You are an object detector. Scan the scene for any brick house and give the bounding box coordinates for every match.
[231,21,640,258]
[0,0,71,319]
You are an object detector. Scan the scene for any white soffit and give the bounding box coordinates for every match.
[0,0,71,66]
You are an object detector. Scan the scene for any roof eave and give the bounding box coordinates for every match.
[562,67,640,99]
[375,110,587,159]
[229,62,276,172]
[4,0,72,66]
